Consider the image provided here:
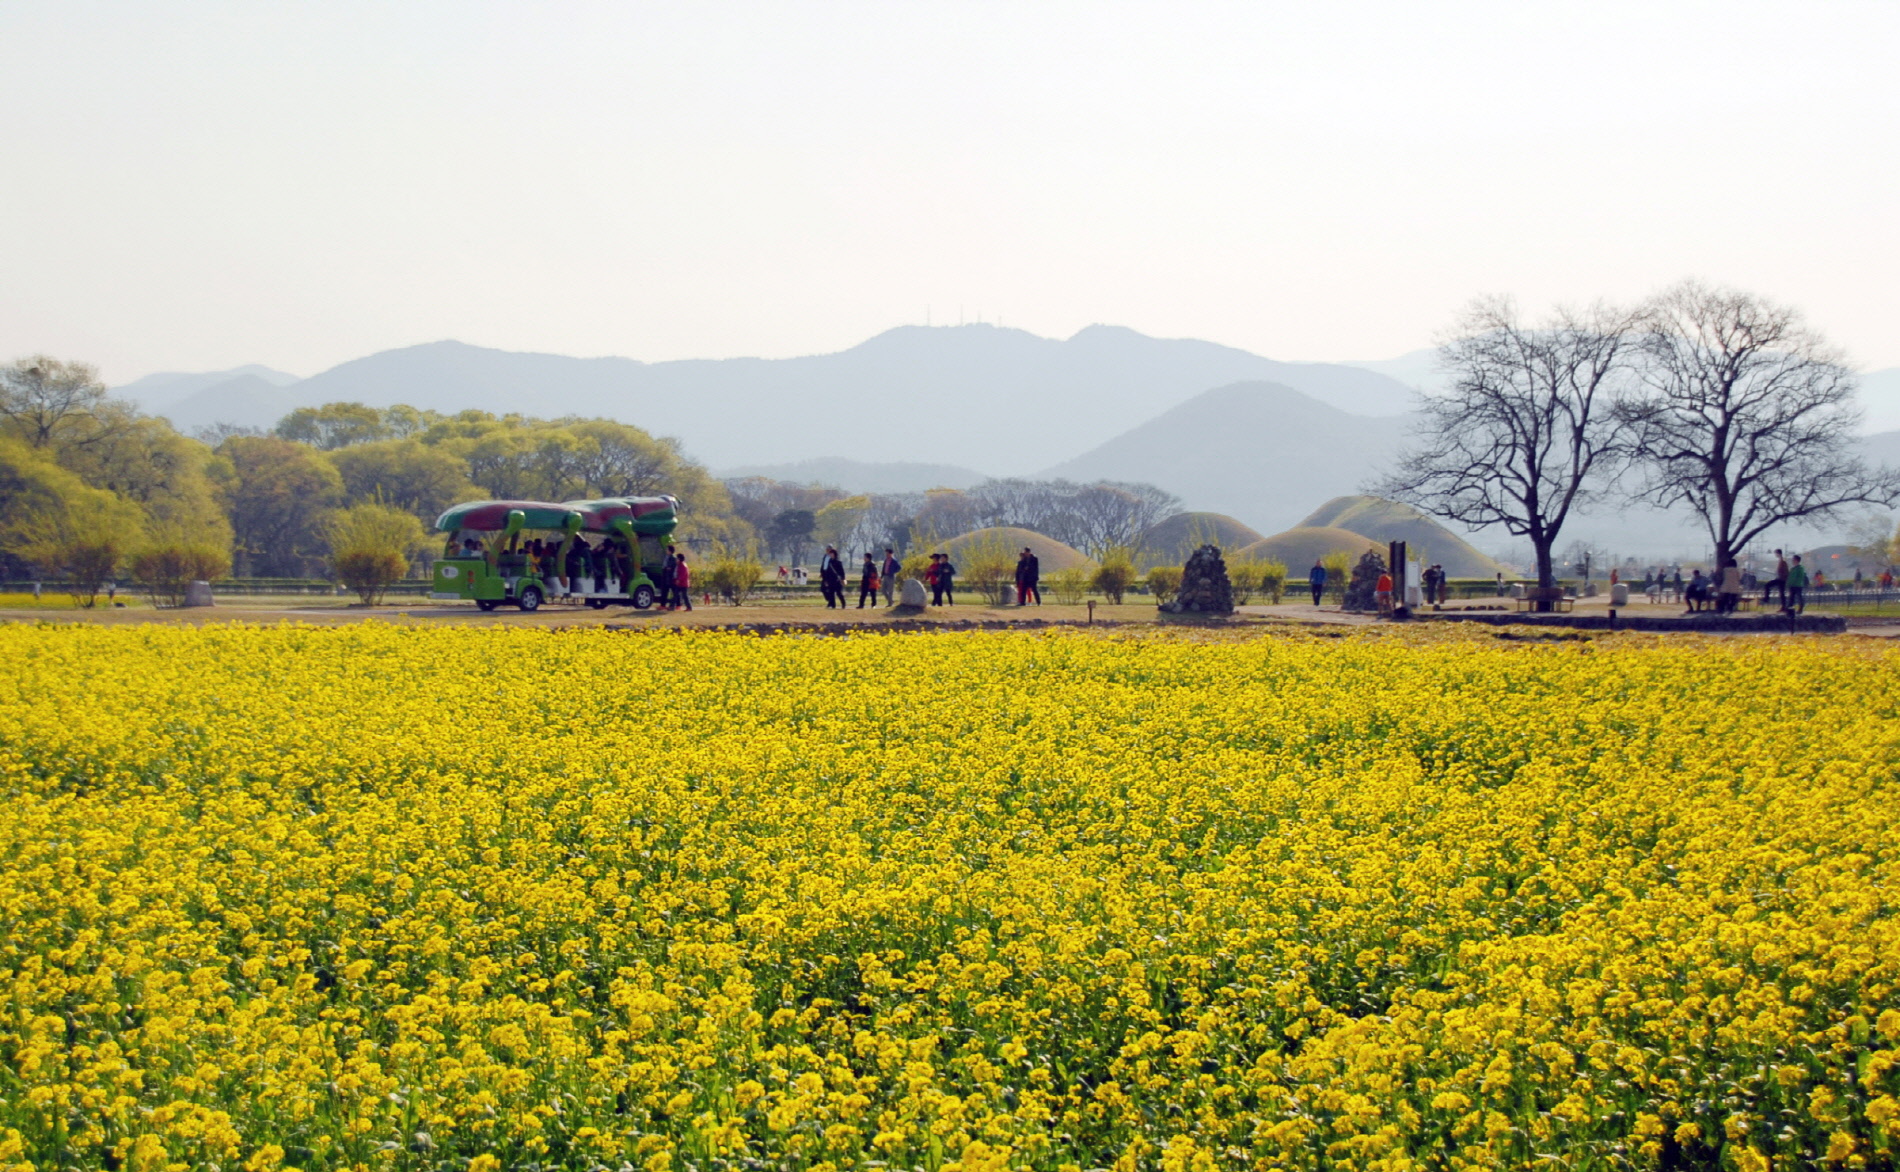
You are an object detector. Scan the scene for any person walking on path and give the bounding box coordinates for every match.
[672,552,693,611]
[820,546,846,608]
[932,553,956,606]
[659,544,679,610]
[1375,569,1394,617]
[880,548,901,605]
[1785,555,1809,614]
[1017,548,1042,605]
[1308,561,1327,606]
[858,553,881,609]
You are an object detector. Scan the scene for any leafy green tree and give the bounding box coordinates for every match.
[766,509,817,564]
[326,502,427,605]
[275,402,391,450]
[328,439,481,522]
[59,415,232,548]
[0,435,144,604]
[214,436,343,576]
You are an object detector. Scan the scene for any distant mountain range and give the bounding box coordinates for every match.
[119,324,1419,475]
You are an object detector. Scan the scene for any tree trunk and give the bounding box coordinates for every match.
[1534,540,1556,612]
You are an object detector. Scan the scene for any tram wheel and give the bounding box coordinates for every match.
[631,585,656,610]
[517,586,543,612]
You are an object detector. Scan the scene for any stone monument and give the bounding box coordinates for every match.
[1159,545,1234,615]
[183,580,216,608]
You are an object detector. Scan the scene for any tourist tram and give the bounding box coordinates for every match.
[431,495,680,611]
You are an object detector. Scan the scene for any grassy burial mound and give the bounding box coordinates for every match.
[1234,525,1381,571]
[938,527,1092,572]
[1137,512,1268,568]
[1297,495,1505,578]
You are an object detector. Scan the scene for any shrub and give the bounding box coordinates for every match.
[1145,565,1182,604]
[1322,551,1355,604]
[1225,558,1256,605]
[954,532,1020,606]
[128,541,232,607]
[1259,557,1288,605]
[1048,566,1091,604]
[1092,548,1137,604]
[327,502,426,605]
[708,545,765,605]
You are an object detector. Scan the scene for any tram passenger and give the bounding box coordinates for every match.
[589,540,610,592]
[565,537,589,594]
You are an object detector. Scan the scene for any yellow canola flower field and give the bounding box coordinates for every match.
[0,623,1897,1172]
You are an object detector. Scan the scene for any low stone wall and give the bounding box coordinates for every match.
[1415,610,1847,634]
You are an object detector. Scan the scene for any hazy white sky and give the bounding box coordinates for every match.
[3,1,1896,382]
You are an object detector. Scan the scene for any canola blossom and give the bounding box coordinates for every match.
[0,622,1896,1172]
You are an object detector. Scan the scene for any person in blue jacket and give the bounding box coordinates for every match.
[1308,560,1327,606]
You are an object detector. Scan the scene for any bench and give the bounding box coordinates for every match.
[1516,586,1574,613]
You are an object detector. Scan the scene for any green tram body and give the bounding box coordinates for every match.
[431,496,680,612]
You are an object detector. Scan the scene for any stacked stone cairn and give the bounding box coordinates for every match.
[1341,550,1388,612]
[1159,544,1235,615]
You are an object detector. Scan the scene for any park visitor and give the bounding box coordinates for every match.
[1309,561,1327,606]
[1684,569,1710,612]
[1716,561,1743,614]
[820,546,845,608]
[858,553,880,609]
[1785,555,1809,614]
[1764,549,1788,607]
[1017,548,1041,605]
[673,552,692,611]
[932,553,956,606]
[1375,569,1393,617]
[880,548,901,605]
[564,537,589,594]
[659,545,679,609]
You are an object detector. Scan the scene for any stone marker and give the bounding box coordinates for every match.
[1002,585,1016,606]
[1159,545,1235,615]
[899,578,928,607]
[1611,583,1630,606]
[183,580,216,608]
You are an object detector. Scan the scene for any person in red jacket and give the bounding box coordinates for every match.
[1375,570,1394,617]
[673,552,693,611]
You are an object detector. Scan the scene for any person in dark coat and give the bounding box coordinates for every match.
[659,544,679,610]
[1017,548,1041,605]
[934,553,956,605]
[858,553,880,608]
[1308,561,1327,606]
[880,547,901,605]
[821,546,846,608]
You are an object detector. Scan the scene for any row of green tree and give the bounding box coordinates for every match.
[0,358,748,603]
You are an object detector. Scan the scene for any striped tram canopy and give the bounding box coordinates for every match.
[434,496,680,536]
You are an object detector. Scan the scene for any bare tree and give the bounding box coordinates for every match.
[1378,296,1638,597]
[1628,280,1900,570]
